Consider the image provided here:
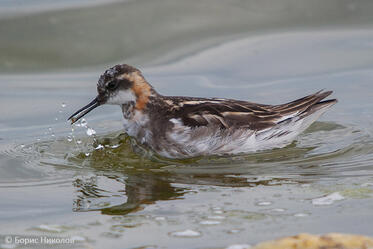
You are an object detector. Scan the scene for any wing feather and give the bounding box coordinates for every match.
[166,91,335,132]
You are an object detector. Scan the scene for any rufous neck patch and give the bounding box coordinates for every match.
[128,72,153,110]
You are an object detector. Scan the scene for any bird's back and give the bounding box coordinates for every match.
[148,91,337,158]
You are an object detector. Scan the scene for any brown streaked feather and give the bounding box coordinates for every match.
[299,98,338,118]
[158,90,336,132]
[272,90,333,113]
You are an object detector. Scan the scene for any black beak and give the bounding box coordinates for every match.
[68,97,100,124]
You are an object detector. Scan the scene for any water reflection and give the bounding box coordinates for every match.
[73,173,184,215]
[70,135,317,216]
[72,167,308,216]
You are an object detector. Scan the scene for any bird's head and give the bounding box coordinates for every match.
[68,64,154,124]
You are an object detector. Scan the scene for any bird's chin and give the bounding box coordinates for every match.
[68,97,101,124]
[106,91,137,105]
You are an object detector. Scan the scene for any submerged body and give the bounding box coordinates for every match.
[69,64,337,159]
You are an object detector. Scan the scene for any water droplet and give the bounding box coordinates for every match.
[48,127,52,132]
[67,136,73,142]
[86,128,96,136]
[20,144,25,148]
[77,140,82,144]
[51,134,55,138]
[111,144,120,149]
[169,229,201,238]
[85,153,90,157]
[55,117,58,121]
[61,103,66,108]
[80,119,87,127]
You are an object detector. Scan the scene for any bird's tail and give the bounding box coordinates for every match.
[256,90,337,150]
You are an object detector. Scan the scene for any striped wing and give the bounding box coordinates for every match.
[171,90,336,132]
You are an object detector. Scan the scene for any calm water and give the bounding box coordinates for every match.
[1,1,373,248]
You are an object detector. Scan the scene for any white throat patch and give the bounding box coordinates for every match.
[107,90,136,105]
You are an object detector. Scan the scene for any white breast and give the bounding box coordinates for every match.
[122,110,152,144]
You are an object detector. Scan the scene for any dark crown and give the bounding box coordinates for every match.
[98,64,140,87]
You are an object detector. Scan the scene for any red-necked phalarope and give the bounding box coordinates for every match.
[69,64,337,158]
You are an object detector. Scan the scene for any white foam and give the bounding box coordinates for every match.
[294,213,308,217]
[200,220,221,225]
[207,215,225,220]
[256,201,272,206]
[95,144,104,150]
[272,208,285,212]
[170,229,201,238]
[226,244,251,249]
[312,192,345,206]
[154,216,166,221]
[37,224,63,233]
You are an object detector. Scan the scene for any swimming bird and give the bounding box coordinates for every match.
[68,64,337,158]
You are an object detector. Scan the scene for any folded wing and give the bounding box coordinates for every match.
[175,90,337,132]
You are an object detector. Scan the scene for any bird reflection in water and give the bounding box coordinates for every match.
[70,129,333,216]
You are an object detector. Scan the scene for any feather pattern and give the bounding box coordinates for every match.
[142,91,337,158]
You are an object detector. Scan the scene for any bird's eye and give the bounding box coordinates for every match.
[106,81,118,91]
